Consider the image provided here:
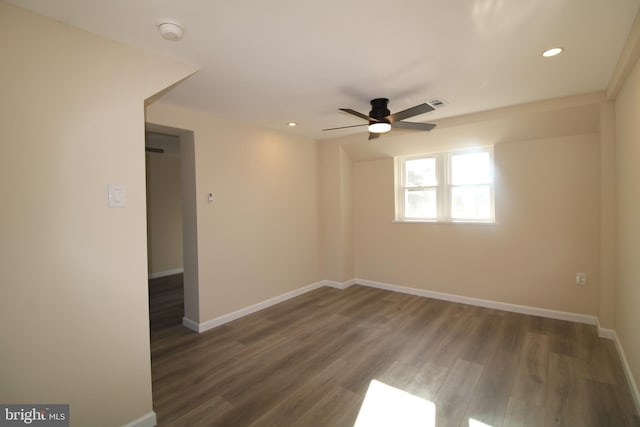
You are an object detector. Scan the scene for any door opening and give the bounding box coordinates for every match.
[145,123,199,330]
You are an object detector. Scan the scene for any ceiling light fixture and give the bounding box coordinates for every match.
[157,20,184,41]
[368,122,391,134]
[542,47,563,57]
[287,122,297,127]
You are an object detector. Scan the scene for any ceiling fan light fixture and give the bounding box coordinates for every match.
[325,98,435,138]
[368,122,391,133]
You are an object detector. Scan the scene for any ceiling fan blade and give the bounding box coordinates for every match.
[322,123,369,131]
[392,121,436,131]
[368,132,380,140]
[387,103,434,122]
[340,108,374,121]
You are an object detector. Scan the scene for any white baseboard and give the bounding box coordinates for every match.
[598,327,616,340]
[596,318,616,339]
[323,279,357,290]
[323,280,344,289]
[610,330,640,414]
[182,316,200,332]
[148,268,183,279]
[122,411,157,427]
[185,277,600,332]
[354,278,599,326]
[183,281,327,333]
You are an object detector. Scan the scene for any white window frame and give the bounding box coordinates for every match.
[395,146,495,223]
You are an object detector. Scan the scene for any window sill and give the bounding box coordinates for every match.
[392,219,497,225]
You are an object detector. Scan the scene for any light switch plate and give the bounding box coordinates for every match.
[108,184,126,207]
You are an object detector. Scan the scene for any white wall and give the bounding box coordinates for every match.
[0,4,197,425]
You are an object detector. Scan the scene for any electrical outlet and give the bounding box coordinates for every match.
[576,272,587,286]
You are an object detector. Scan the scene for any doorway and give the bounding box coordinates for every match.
[145,131,184,330]
[145,123,199,329]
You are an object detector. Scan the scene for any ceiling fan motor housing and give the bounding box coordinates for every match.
[369,98,391,122]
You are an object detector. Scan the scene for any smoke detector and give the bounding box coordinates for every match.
[157,20,184,41]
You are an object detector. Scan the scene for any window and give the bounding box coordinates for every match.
[396,147,494,223]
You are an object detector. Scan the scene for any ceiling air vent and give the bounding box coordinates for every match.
[427,98,448,109]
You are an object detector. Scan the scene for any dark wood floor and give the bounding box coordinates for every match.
[149,274,639,427]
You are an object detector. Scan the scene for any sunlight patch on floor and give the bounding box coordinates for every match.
[354,380,436,427]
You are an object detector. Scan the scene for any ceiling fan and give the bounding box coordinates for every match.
[323,98,436,140]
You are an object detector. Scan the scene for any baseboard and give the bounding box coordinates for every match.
[354,278,599,326]
[596,318,616,339]
[183,281,328,333]
[323,279,357,290]
[598,327,616,340]
[611,330,640,413]
[148,268,183,279]
[122,411,157,427]
[185,277,601,332]
[182,316,200,332]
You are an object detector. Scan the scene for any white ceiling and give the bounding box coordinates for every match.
[7,0,640,141]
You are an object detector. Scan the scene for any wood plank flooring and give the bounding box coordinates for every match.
[149,275,639,426]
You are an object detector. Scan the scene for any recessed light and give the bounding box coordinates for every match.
[287,122,297,127]
[542,47,563,58]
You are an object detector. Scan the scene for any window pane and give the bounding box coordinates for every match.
[451,152,491,185]
[451,185,491,219]
[405,188,436,218]
[405,158,437,187]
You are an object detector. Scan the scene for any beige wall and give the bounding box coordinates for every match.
[352,131,601,316]
[319,140,354,282]
[598,101,617,328]
[145,104,320,322]
[146,150,183,275]
[614,54,640,397]
[0,4,197,426]
[3,2,638,422]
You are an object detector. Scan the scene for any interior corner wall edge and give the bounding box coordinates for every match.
[319,140,355,282]
[598,100,617,330]
[0,3,197,426]
[613,47,640,411]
